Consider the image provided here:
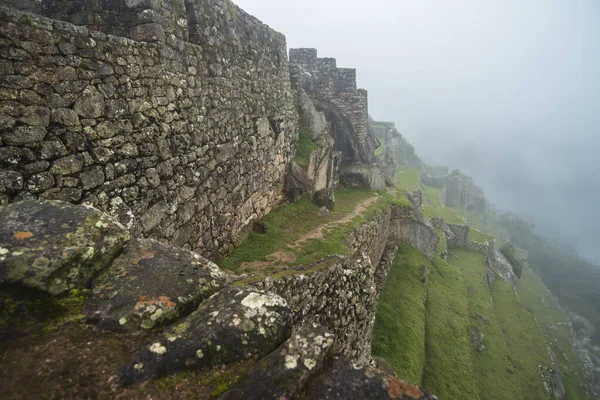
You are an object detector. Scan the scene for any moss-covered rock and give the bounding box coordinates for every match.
[220,323,335,399]
[115,286,293,386]
[83,238,230,332]
[0,200,130,295]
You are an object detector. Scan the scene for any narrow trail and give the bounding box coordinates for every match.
[239,194,380,271]
[290,195,380,247]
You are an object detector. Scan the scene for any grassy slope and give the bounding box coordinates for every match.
[517,269,591,400]
[421,185,464,224]
[423,186,442,207]
[220,188,396,272]
[422,256,481,400]
[469,228,493,243]
[372,245,429,384]
[448,249,523,400]
[491,276,552,400]
[397,168,420,192]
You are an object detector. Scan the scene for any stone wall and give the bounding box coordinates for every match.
[443,221,518,286]
[289,48,377,165]
[440,169,486,212]
[0,3,297,259]
[243,201,437,364]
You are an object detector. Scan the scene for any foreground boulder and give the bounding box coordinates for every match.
[115,286,293,386]
[83,238,229,332]
[220,323,335,400]
[304,357,438,399]
[0,200,129,295]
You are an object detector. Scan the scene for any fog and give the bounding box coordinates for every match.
[235,0,600,263]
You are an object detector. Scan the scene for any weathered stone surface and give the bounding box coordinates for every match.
[73,87,105,118]
[485,246,518,286]
[115,286,293,386]
[290,49,378,165]
[284,162,312,202]
[0,200,129,295]
[220,323,335,400]
[390,206,439,260]
[83,238,229,332]
[2,126,46,145]
[0,6,297,258]
[303,357,438,399]
[313,187,335,210]
[340,163,385,190]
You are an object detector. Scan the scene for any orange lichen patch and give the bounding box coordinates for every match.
[131,250,156,265]
[134,295,177,310]
[14,231,33,240]
[387,377,424,399]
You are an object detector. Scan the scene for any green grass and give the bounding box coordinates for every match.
[448,249,523,400]
[491,275,552,400]
[422,257,481,400]
[517,269,591,400]
[375,137,385,156]
[421,204,441,220]
[435,228,446,254]
[470,228,493,243]
[220,188,404,273]
[372,245,429,384]
[293,130,318,168]
[397,168,420,193]
[423,186,442,207]
[440,206,464,224]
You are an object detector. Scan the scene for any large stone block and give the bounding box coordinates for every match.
[83,238,229,331]
[0,200,130,295]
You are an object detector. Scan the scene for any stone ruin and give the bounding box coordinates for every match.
[0,0,442,398]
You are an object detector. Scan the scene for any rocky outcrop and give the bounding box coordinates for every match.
[339,163,386,190]
[303,357,438,400]
[115,286,293,386]
[83,238,229,332]
[313,187,335,210]
[0,199,129,295]
[288,89,340,197]
[565,310,600,399]
[485,246,518,286]
[284,162,313,202]
[219,323,335,400]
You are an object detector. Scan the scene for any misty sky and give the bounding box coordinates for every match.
[235,0,600,263]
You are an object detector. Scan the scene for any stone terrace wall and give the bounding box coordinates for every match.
[245,202,438,364]
[0,3,297,259]
[289,48,376,164]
